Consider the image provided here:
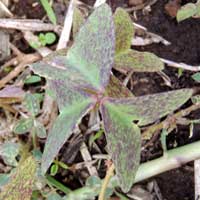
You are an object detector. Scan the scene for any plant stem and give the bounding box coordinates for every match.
[134,140,200,183]
[98,163,115,200]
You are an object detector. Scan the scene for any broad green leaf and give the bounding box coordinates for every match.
[14,118,34,134]
[105,75,134,98]
[40,0,57,25]
[24,93,40,117]
[104,89,193,126]
[100,102,141,192]
[177,3,197,22]
[192,72,200,82]
[114,50,164,72]
[50,164,59,176]
[24,75,42,84]
[0,156,37,200]
[67,4,115,89]
[73,7,85,38]
[114,8,134,54]
[41,97,94,174]
[0,141,20,166]
[44,32,57,45]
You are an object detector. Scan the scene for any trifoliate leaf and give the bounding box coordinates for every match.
[0,156,37,200]
[177,3,197,22]
[114,8,134,54]
[114,50,164,72]
[100,102,141,192]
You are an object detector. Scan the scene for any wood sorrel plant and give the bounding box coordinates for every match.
[31,4,193,192]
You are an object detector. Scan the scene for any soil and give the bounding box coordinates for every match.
[132,1,200,199]
[7,0,200,199]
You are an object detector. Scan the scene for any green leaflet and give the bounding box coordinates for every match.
[0,156,37,200]
[114,49,164,72]
[100,102,141,192]
[113,8,163,72]
[105,75,134,98]
[66,4,115,90]
[177,3,197,22]
[41,97,94,173]
[104,89,193,126]
[114,8,134,54]
[48,79,93,110]
[31,56,92,89]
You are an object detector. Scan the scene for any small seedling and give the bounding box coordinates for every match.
[38,32,57,46]
[14,93,46,147]
[29,32,57,49]
[31,4,193,192]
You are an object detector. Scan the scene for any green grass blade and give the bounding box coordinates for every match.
[40,0,57,25]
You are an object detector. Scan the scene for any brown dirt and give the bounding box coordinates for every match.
[132,1,200,199]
